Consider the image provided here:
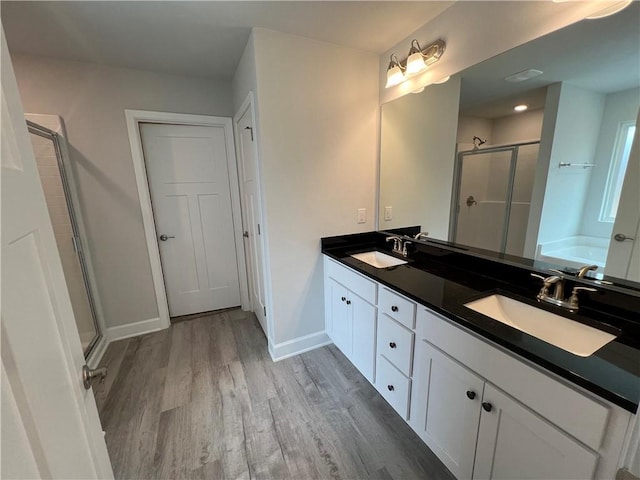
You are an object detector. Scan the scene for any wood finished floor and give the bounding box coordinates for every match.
[95,308,454,480]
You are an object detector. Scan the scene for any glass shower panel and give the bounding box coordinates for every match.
[505,144,540,256]
[29,129,99,354]
[455,149,514,252]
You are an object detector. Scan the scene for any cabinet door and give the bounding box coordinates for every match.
[327,279,351,356]
[350,294,376,382]
[411,340,485,480]
[473,384,599,480]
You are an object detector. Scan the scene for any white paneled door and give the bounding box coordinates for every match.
[1,28,113,478]
[236,103,267,334]
[141,123,241,317]
[605,112,640,282]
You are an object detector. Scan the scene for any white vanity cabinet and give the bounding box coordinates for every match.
[375,287,418,419]
[413,339,599,480]
[324,257,376,382]
[323,256,631,480]
[411,307,631,480]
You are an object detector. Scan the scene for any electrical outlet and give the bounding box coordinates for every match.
[357,208,366,224]
[384,206,393,221]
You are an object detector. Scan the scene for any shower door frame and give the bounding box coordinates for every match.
[449,140,540,254]
[27,120,104,359]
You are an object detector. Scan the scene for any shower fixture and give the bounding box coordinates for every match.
[472,136,487,149]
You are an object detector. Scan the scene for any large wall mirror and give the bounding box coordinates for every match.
[379,4,640,290]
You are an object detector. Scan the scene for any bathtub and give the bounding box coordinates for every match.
[536,236,610,271]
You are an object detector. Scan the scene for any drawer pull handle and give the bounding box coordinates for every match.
[341,296,346,302]
[482,402,493,412]
[387,385,395,391]
[391,305,399,312]
[346,300,351,305]
[389,342,397,349]
[466,390,476,400]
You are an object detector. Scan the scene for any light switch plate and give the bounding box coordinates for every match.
[357,208,366,224]
[384,206,393,221]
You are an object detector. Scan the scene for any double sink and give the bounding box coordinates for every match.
[350,250,618,358]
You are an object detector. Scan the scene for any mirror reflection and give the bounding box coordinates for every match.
[379,5,640,285]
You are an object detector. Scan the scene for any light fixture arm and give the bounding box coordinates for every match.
[387,53,405,71]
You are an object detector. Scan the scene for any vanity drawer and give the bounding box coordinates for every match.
[376,355,411,419]
[325,258,376,305]
[378,314,414,376]
[379,287,416,329]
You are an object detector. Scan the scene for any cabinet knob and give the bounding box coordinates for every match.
[387,385,394,391]
[482,402,493,412]
[389,342,397,349]
[341,296,346,302]
[391,305,399,312]
[466,390,476,400]
[346,300,351,305]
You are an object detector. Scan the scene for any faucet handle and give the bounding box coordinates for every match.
[568,286,598,310]
[572,286,597,294]
[530,273,546,281]
[402,241,412,257]
[548,268,565,276]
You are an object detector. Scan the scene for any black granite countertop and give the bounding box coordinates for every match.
[322,232,640,413]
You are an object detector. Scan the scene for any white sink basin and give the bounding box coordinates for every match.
[464,294,617,357]
[350,251,407,269]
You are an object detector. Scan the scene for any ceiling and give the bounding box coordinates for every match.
[1,1,453,81]
[459,2,640,119]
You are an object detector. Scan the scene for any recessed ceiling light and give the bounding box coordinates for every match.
[514,105,528,112]
[504,69,543,83]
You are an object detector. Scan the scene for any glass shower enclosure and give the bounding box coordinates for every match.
[451,141,540,256]
[27,120,103,357]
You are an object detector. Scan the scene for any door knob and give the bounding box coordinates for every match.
[614,233,635,242]
[482,402,493,412]
[159,234,175,241]
[243,231,249,238]
[82,365,107,390]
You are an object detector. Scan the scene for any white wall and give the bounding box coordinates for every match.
[581,87,640,238]
[534,83,605,248]
[492,109,544,146]
[379,76,461,237]
[12,54,233,329]
[248,28,379,350]
[379,1,612,104]
[457,116,492,146]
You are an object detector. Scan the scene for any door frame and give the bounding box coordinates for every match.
[125,110,250,327]
[232,92,274,341]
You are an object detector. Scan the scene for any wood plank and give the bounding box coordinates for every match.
[161,321,193,412]
[97,310,455,480]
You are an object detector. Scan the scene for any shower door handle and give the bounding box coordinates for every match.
[614,233,634,242]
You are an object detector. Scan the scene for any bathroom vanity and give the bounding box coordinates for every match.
[322,231,640,480]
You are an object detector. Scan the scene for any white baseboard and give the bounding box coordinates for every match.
[105,316,166,343]
[269,331,332,362]
[86,335,109,369]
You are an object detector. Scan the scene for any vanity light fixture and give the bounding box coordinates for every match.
[406,39,429,75]
[514,104,528,112]
[385,39,446,88]
[385,54,406,88]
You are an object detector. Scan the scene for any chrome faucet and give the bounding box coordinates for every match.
[386,235,411,257]
[414,232,429,241]
[577,264,598,278]
[531,272,597,311]
[386,235,403,255]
